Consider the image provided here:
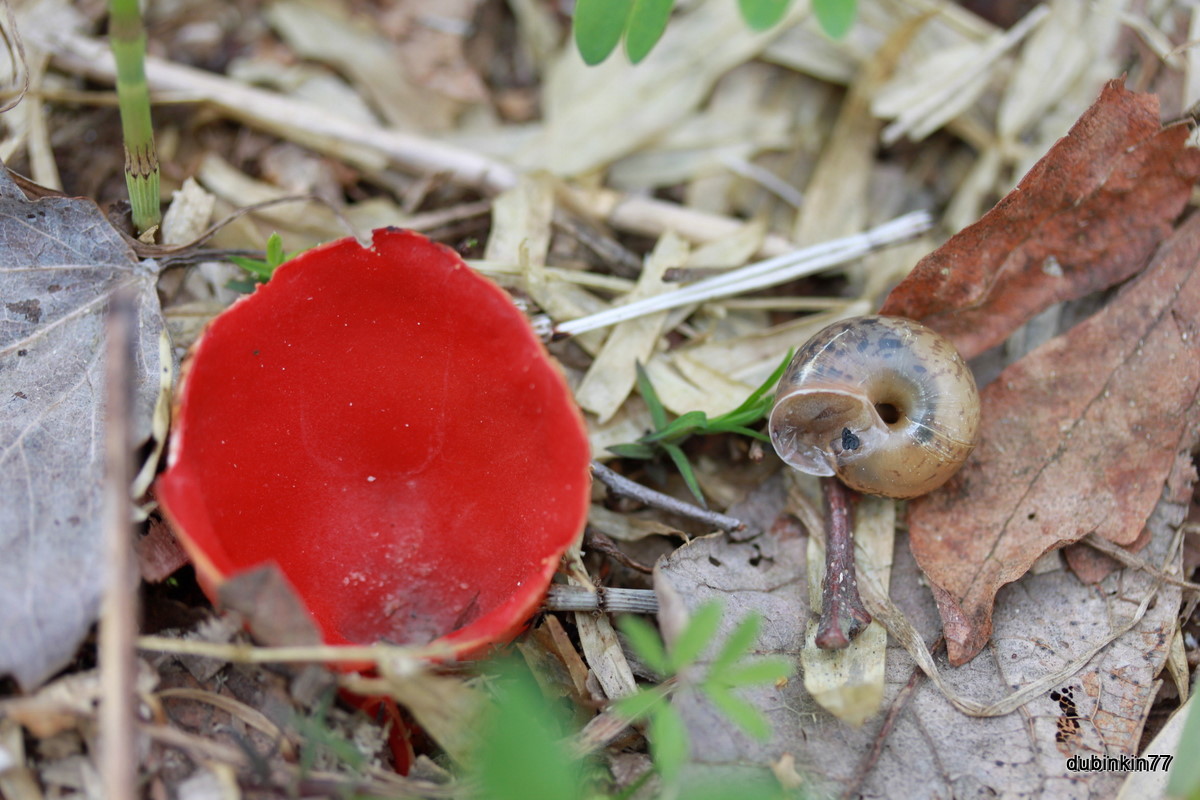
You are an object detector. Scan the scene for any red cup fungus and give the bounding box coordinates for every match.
[156,228,591,656]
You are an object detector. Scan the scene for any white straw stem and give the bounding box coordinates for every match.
[555,210,932,337]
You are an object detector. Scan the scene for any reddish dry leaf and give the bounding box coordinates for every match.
[880,80,1200,360]
[135,518,191,584]
[908,212,1200,665]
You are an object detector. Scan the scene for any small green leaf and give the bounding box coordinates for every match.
[624,0,674,64]
[636,361,669,431]
[703,423,768,441]
[618,615,671,676]
[224,278,259,294]
[737,348,794,410]
[648,705,689,782]
[643,410,708,442]
[228,255,275,281]
[704,685,772,740]
[265,232,285,267]
[662,443,706,507]
[705,406,763,429]
[574,0,634,65]
[608,442,657,459]
[709,612,762,674]
[475,658,586,800]
[737,0,793,31]
[812,0,856,39]
[716,657,793,689]
[613,686,666,723]
[668,600,723,672]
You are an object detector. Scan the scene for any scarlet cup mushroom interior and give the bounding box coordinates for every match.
[156,228,591,653]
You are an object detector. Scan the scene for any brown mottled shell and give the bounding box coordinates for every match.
[768,315,980,499]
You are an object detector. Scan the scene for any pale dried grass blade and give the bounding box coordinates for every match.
[670,303,870,389]
[266,0,457,132]
[564,552,637,700]
[876,5,1050,144]
[587,398,655,458]
[588,504,678,543]
[196,153,351,244]
[608,65,791,194]
[644,353,753,418]
[575,232,689,421]
[996,0,1090,140]
[372,671,483,766]
[1188,7,1200,110]
[527,0,804,176]
[484,173,555,266]
[557,213,929,338]
[160,177,216,246]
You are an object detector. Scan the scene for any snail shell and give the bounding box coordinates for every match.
[769,315,980,499]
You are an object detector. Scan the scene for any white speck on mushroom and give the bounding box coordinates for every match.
[367,475,377,482]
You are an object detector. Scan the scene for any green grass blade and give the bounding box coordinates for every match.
[608,443,657,459]
[624,0,674,63]
[228,256,276,281]
[729,349,794,414]
[737,0,793,30]
[662,443,706,508]
[702,423,768,441]
[636,361,669,431]
[573,0,634,65]
[265,232,285,266]
[643,410,708,443]
[813,0,857,38]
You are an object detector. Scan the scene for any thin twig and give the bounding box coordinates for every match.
[585,528,656,574]
[815,477,872,650]
[1081,533,1200,592]
[554,211,931,338]
[100,287,138,800]
[591,461,746,533]
[543,585,660,614]
[841,647,931,800]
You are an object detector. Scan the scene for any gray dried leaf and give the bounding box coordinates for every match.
[656,469,1182,797]
[0,167,164,688]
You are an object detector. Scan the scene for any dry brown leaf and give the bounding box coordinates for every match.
[135,518,190,584]
[880,80,1200,360]
[908,211,1200,666]
[656,469,1182,796]
[216,566,323,648]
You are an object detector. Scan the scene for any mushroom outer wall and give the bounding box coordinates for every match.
[156,228,591,653]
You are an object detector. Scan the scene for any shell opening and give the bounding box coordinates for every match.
[874,401,901,425]
[768,386,887,477]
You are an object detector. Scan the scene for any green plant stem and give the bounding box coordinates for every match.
[108,0,160,235]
